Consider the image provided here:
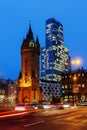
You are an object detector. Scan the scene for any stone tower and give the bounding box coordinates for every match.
[17,25,42,103]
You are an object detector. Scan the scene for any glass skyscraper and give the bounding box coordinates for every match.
[41,18,70,82]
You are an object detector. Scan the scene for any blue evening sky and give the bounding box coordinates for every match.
[0,0,87,80]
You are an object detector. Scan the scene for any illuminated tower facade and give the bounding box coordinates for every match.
[41,18,70,81]
[17,25,42,103]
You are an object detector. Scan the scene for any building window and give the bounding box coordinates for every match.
[31,70,35,78]
[69,75,71,78]
[62,85,64,88]
[78,73,80,76]
[82,84,84,88]
[70,84,72,88]
[25,72,27,76]
[65,85,67,88]
[25,78,27,83]
[29,40,34,47]
[65,75,67,78]
[82,73,84,77]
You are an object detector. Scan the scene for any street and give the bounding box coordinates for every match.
[0,106,87,130]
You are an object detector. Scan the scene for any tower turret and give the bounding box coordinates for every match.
[17,25,42,103]
[26,24,34,43]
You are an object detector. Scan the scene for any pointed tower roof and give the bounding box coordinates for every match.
[18,71,22,80]
[36,36,40,45]
[21,39,27,48]
[35,36,40,55]
[26,24,34,43]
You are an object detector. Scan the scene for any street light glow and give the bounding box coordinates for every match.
[73,76,77,81]
[71,58,81,66]
[71,58,82,70]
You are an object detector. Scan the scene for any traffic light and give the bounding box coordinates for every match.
[81,95,85,102]
[61,89,65,94]
[81,98,85,102]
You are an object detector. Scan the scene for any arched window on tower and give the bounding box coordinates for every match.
[31,70,35,79]
[29,40,34,47]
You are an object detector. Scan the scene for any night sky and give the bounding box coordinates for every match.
[0,0,87,80]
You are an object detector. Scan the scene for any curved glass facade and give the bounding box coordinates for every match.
[41,18,70,81]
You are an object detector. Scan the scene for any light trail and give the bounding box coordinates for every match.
[0,111,29,119]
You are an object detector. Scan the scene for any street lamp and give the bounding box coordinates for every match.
[71,58,82,70]
[71,58,82,105]
[73,75,77,83]
[71,58,82,93]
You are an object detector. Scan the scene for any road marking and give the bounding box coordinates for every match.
[24,120,45,127]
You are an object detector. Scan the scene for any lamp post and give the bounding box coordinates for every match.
[71,58,82,105]
[73,74,77,104]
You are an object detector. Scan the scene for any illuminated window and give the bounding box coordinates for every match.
[82,84,84,88]
[62,85,64,88]
[65,75,67,78]
[29,40,34,47]
[65,85,67,88]
[69,75,71,78]
[78,73,80,76]
[82,73,84,77]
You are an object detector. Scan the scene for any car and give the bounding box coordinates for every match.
[15,103,37,111]
[63,104,70,108]
[30,103,38,109]
[53,103,64,109]
[14,103,27,111]
[42,104,52,109]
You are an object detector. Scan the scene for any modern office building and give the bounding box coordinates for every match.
[39,79,61,102]
[41,18,70,82]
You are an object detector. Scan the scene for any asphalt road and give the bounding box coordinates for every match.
[0,107,87,130]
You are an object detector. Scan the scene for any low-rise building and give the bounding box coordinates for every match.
[61,67,87,104]
[0,79,17,105]
[39,79,61,103]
